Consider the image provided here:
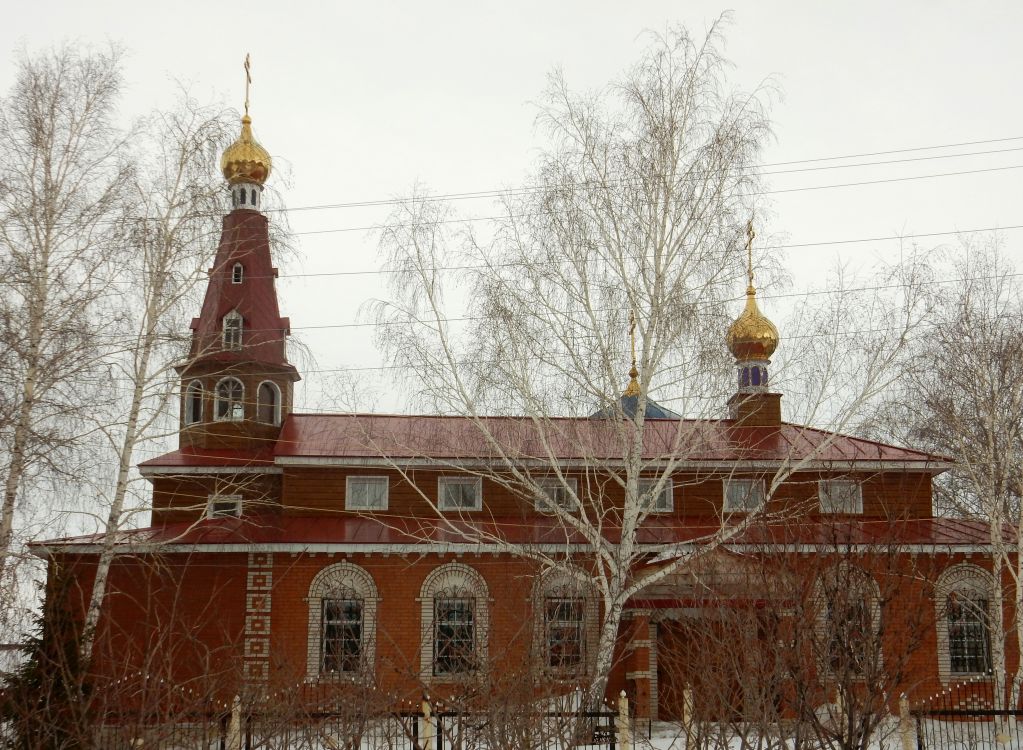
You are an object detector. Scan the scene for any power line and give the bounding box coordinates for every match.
[276,223,1023,280]
[285,164,1023,237]
[275,140,1023,215]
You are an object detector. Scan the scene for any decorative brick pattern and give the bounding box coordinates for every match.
[244,551,273,682]
[648,622,659,721]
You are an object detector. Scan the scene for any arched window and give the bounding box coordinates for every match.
[533,569,597,675]
[232,263,244,284]
[223,311,243,350]
[306,563,378,678]
[419,564,489,679]
[257,381,280,425]
[184,380,203,425]
[814,564,881,677]
[215,377,244,421]
[240,188,247,205]
[935,565,994,681]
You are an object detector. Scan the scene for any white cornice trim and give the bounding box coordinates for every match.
[31,541,995,558]
[139,466,282,477]
[273,456,949,473]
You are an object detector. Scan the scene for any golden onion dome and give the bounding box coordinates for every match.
[220,115,272,186]
[726,285,779,361]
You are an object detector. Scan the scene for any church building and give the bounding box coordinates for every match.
[32,91,1015,728]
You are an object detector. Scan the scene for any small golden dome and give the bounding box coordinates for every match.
[726,285,779,361]
[220,115,272,186]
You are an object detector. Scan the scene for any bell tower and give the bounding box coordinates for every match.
[725,220,781,426]
[177,57,300,450]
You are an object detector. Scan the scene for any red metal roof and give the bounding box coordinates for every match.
[273,413,946,464]
[139,447,276,469]
[138,413,947,469]
[33,515,1002,551]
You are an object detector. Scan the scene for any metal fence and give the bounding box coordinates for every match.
[85,708,619,750]
[911,678,1023,750]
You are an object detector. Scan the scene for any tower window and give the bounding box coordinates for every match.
[232,263,244,284]
[215,377,244,421]
[257,381,280,425]
[240,188,247,205]
[184,380,203,425]
[223,311,243,350]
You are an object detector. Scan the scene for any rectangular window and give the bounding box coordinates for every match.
[546,597,585,670]
[321,598,363,673]
[819,480,863,514]
[438,477,482,511]
[536,478,578,513]
[206,495,242,518]
[346,476,389,510]
[638,479,673,513]
[723,479,765,512]
[434,597,475,675]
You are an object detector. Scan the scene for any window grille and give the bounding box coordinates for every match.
[434,597,475,675]
[321,598,363,673]
[545,597,585,669]
[947,591,992,674]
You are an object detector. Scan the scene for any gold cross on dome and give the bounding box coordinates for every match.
[745,218,756,288]
[628,309,637,371]
[243,54,252,116]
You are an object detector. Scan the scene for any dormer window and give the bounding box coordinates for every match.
[819,480,863,514]
[223,311,243,350]
[184,380,203,425]
[215,377,244,421]
[232,263,244,284]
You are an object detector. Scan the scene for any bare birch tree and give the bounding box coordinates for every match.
[369,20,929,702]
[870,238,1023,706]
[78,97,235,656]
[0,46,131,621]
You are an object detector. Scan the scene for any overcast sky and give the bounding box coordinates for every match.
[4,1,1022,414]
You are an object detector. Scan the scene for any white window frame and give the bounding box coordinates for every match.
[345,476,389,511]
[935,565,995,683]
[638,478,673,513]
[532,568,598,678]
[723,478,765,512]
[232,262,244,284]
[813,563,882,678]
[438,476,482,511]
[418,563,489,680]
[819,480,863,514]
[306,562,378,679]
[214,377,245,422]
[223,310,243,350]
[206,494,242,518]
[536,478,578,513]
[256,380,282,426]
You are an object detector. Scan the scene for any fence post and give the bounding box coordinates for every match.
[225,695,242,750]
[421,697,435,750]
[899,694,915,750]
[617,690,632,750]
[682,684,695,748]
